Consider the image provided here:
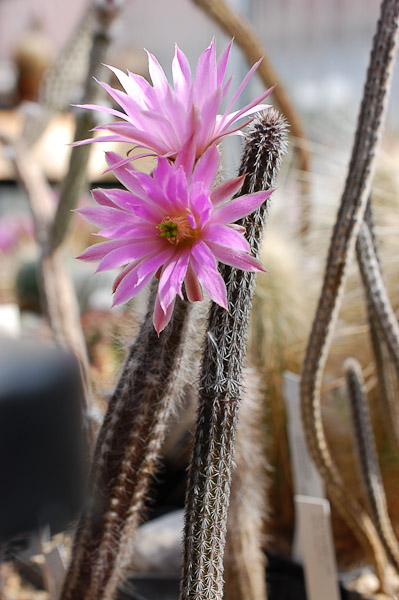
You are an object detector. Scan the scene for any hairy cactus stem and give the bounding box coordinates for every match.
[344,358,399,573]
[50,1,123,251]
[180,110,288,600]
[60,286,192,600]
[356,220,399,370]
[357,203,399,449]
[300,0,399,587]
[224,368,268,600]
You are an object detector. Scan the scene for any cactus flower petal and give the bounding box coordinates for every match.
[73,39,273,161]
[77,147,269,333]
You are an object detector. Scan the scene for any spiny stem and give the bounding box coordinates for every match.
[369,321,399,448]
[356,211,399,451]
[50,0,123,250]
[60,287,192,600]
[180,110,288,600]
[300,0,399,587]
[224,369,268,600]
[21,7,94,148]
[361,202,399,449]
[356,221,399,369]
[344,358,399,573]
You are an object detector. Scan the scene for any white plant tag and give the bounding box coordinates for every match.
[44,545,67,598]
[295,495,340,600]
[283,371,339,600]
[284,371,325,499]
[0,303,21,336]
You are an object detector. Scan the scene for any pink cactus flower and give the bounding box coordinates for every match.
[74,39,273,166]
[0,214,34,253]
[77,146,272,333]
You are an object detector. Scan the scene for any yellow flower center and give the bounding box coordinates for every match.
[157,216,197,245]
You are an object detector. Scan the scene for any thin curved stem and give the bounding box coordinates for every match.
[344,358,399,573]
[361,202,399,450]
[356,221,399,369]
[300,0,399,586]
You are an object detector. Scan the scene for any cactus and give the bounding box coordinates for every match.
[60,287,193,600]
[356,221,399,369]
[359,201,399,450]
[180,109,288,600]
[50,1,121,250]
[300,0,399,587]
[344,358,399,573]
[224,367,268,600]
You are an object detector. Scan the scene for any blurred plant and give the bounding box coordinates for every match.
[191,0,311,236]
[300,0,399,590]
[345,358,399,572]
[0,0,124,452]
[249,231,310,552]
[0,213,34,254]
[21,7,93,147]
[50,0,126,251]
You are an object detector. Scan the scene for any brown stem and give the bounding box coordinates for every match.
[60,289,192,600]
[300,0,399,587]
[361,202,399,450]
[50,1,123,250]
[345,358,399,573]
[180,111,287,600]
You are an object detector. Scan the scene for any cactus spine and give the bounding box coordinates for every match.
[300,0,399,587]
[60,288,191,600]
[180,110,288,600]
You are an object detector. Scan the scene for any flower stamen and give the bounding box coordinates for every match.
[157,216,196,245]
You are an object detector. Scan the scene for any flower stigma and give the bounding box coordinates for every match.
[157,216,196,245]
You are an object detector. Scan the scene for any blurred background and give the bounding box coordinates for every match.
[0,1,398,598]
[0,0,398,121]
